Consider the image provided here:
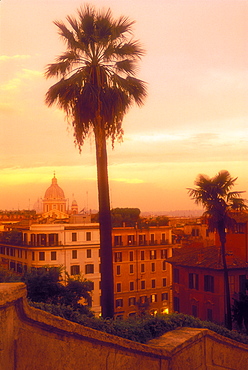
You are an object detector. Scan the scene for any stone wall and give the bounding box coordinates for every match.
[0,283,248,370]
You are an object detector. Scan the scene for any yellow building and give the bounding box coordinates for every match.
[0,222,102,315]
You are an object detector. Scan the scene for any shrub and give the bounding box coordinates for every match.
[28,303,248,345]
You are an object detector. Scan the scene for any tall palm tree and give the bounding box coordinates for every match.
[188,170,247,330]
[45,5,147,318]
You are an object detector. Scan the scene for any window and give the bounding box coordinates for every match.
[116,283,122,292]
[140,296,147,304]
[174,268,179,283]
[86,232,91,241]
[150,294,157,303]
[204,275,214,292]
[151,262,156,272]
[32,252,35,261]
[129,264,134,274]
[86,249,91,258]
[39,252,45,261]
[239,275,247,294]
[141,263,145,273]
[151,279,156,288]
[207,308,213,322]
[161,233,166,244]
[189,273,199,290]
[114,235,122,246]
[234,223,245,233]
[72,232,77,242]
[141,280,146,289]
[162,278,167,287]
[192,228,200,237]
[114,252,122,262]
[18,249,22,258]
[162,260,167,271]
[116,265,121,275]
[129,251,134,261]
[38,234,46,246]
[174,296,180,312]
[72,250,77,259]
[129,312,136,317]
[116,299,123,308]
[23,233,27,245]
[17,263,22,273]
[71,265,80,275]
[162,292,168,301]
[116,314,123,319]
[161,249,167,259]
[150,234,155,245]
[192,305,198,317]
[51,251,56,261]
[128,235,135,245]
[150,250,156,260]
[85,264,94,274]
[129,297,136,306]
[139,234,146,245]
[130,281,134,291]
[48,233,58,246]
[140,250,145,260]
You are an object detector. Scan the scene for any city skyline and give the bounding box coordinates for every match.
[1,0,247,212]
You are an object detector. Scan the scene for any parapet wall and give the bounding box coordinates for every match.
[0,283,248,370]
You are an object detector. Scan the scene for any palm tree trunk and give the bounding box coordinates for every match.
[94,127,114,319]
[219,227,232,330]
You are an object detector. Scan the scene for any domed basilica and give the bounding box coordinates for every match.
[42,173,78,219]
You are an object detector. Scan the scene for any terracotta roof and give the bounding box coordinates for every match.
[167,245,248,270]
[228,211,248,223]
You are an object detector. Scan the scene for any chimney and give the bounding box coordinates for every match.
[225,252,234,266]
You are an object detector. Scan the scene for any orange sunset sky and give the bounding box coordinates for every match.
[0,0,247,213]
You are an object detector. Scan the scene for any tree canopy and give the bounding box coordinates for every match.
[111,207,141,227]
[22,267,93,316]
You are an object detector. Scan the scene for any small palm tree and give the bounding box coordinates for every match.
[45,5,147,318]
[188,170,247,330]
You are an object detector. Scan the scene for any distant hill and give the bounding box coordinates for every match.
[141,210,204,218]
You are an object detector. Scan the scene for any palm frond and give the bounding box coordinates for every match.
[113,41,145,60]
[114,59,136,75]
[112,15,135,39]
[45,4,147,149]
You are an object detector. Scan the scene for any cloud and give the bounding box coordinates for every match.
[0,55,31,62]
[111,178,144,184]
[0,78,21,91]
[0,69,42,92]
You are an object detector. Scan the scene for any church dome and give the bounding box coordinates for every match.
[44,175,65,200]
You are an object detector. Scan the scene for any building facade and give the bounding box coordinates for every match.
[167,245,248,325]
[112,226,173,318]
[0,223,102,316]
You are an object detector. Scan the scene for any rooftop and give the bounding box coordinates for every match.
[167,245,248,270]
